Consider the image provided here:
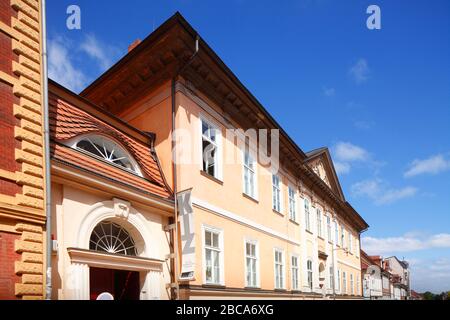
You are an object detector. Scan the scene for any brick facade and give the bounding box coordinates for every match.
[0,0,46,300]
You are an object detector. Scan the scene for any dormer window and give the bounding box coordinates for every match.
[69,134,142,176]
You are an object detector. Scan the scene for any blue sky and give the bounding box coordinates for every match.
[46,0,450,293]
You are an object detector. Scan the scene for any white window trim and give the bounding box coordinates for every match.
[304,198,311,232]
[201,224,225,286]
[306,258,313,290]
[326,215,332,242]
[65,133,143,177]
[199,115,223,181]
[290,254,300,291]
[242,148,258,200]
[244,238,260,288]
[342,271,347,294]
[316,207,322,238]
[288,184,297,222]
[273,248,285,289]
[272,174,283,213]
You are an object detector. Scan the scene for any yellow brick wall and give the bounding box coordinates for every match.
[0,0,46,299]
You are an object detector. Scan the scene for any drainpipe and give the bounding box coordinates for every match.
[171,35,199,300]
[41,0,52,300]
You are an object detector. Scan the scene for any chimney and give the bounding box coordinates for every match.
[128,39,142,52]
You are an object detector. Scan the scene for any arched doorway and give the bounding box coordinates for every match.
[66,199,165,300]
[88,220,141,300]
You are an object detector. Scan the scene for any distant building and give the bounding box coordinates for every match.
[384,256,410,300]
[360,250,382,299]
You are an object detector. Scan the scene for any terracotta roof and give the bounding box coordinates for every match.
[48,92,172,199]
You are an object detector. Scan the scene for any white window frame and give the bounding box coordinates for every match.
[288,185,297,221]
[272,174,282,213]
[242,148,258,200]
[202,225,224,285]
[304,198,311,232]
[200,116,223,181]
[274,248,285,289]
[244,239,259,288]
[291,254,300,291]
[329,266,334,290]
[356,276,360,295]
[317,208,322,237]
[326,215,332,242]
[334,220,339,245]
[66,134,143,177]
[341,226,345,248]
[349,233,353,254]
[337,269,341,292]
[306,259,313,290]
[342,271,347,294]
[350,273,354,295]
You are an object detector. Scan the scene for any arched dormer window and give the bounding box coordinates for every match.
[68,134,142,176]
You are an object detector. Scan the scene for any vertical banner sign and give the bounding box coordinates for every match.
[177,189,195,280]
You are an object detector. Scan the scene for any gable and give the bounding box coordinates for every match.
[305,148,345,201]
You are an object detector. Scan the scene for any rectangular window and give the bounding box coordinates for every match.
[245,241,258,287]
[349,234,353,254]
[356,239,359,257]
[334,221,339,244]
[317,208,322,237]
[288,186,296,221]
[337,270,341,291]
[274,249,284,289]
[291,255,299,291]
[327,216,332,241]
[329,266,334,290]
[356,276,360,295]
[342,271,347,294]
[341,226,345,248]
[272,175,281,212]
[204,229,222,284]
[307,260,313,289]
[201,119,219,178]
[350,274,354,295]
[243,150,257,199]
[305,199,311,231]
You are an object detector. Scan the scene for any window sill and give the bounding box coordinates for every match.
[273,209,284,217]
[328,241,333,245]
[244,286,261,291]
[289,219,299,226]
[305,229,313,235]
[318,236,325,241]
[200,170,223,185]
[202,283,226,289]
[274,288,287,292]
[243,193,259,204]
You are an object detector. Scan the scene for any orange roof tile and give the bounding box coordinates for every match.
[49,92,172,199]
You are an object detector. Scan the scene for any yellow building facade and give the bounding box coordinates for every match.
[80,13,369,300]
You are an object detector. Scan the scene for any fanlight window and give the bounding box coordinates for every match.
[89,221,137,256]
[75,135,142,176]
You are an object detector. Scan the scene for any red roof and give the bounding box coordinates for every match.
[49,90,172,199]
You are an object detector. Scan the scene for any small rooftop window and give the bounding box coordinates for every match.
[72,134,142,176]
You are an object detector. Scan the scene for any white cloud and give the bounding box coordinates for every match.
[80,34,119,71]
[362,233,450,255]
[361,235,450,293]
[334,141,369,162]
[48,37,88,93]
[334,161,350,175]
[349,58,370,84]
[408,258,450,293]
[323,87,335,97]
[331,142,372,175]
[351,178,417,205]
[48,34,122,93]
[404,154,450,177]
